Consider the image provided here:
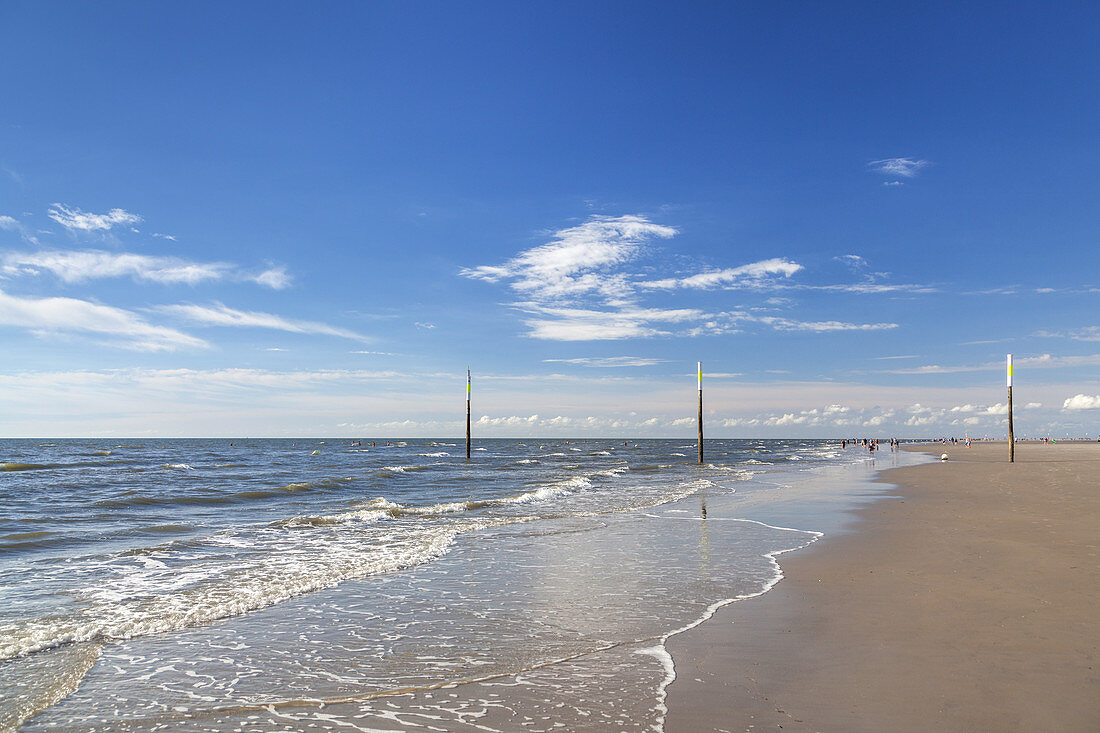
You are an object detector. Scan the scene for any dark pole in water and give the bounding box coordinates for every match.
[697,361,704,465]
[1007,354,1014,463]
[466,367,472,460]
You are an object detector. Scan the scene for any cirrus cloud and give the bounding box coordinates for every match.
[0,288,206,351]
[48,204,142,232]
[153,302,369,342]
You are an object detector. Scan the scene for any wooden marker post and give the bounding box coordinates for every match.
[1007,354,1014,463]
[466,367,472,460]
[697,361,704,465]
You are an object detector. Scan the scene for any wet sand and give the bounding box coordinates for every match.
[665,441,1100,732]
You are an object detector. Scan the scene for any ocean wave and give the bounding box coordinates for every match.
[1,462,51,472]
[0,518,496,662]
[378,464,434,476]
[274,497,401,527]
[418,452,450,457]
[161,463,195,471]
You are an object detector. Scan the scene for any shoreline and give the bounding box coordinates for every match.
[664,441,1100,732]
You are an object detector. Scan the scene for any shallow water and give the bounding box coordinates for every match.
[0,438,919,731]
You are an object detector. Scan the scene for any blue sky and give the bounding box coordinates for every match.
[1,1,1098,437]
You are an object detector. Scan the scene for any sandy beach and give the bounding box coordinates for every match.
[665,441,1100,732]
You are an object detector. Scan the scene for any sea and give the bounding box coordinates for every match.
[0,438,924,732]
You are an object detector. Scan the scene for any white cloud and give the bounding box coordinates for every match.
[464,213,913,342]
[0,288,206,351]
[253,266,291,289]
[1,249,291,290]
[1068,327,1100,342]
[641,257,803,290]
[2,249,231,285]
[0,215,41,245]
[805,282,938,294]
[835,254,867,269]
[868,158,930,178]
[520,305,702,341]
[1063,394,1100,410]
[884,353,1100,375]
[543,357,668,368]
[48,204,142,232]
[476,414,540,426]
[461,215,677,301]
[154,303,370,342]
[753,316,898,333]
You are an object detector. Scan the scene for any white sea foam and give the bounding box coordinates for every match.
[640,517,822,732]
[0,516,515,662]
[161,463,195,470]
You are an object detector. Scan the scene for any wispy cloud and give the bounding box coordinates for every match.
[253,265,291,290]
[48,204,142,232]
[0,215,41,245]
[0,288,206,351]
[519,304,702,341]
[752,316,898,332]
[460,215,677,301]
[543,356,668,368]
[1,249,290,289]
[464,214,921,341]
[2,249,231,285]
[154,302,370,342]
[1035,326,1100,342]
[835,254,868,270]
[640,257,802,290]
[881,353,1100,375]
[868,157,930,178]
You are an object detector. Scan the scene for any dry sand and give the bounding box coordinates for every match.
[665,441,1100,732]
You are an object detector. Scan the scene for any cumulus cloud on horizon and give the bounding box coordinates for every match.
[1063,394,1100,410]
